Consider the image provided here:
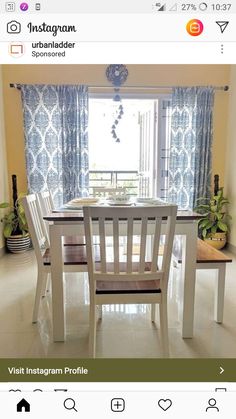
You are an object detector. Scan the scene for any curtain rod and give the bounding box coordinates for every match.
[9,83,229,91]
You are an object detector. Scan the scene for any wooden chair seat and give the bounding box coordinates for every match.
[43,245,100,266]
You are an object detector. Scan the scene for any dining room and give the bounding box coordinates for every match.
[0,63,236,359]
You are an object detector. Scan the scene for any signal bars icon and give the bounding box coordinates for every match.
[153,3,166,11]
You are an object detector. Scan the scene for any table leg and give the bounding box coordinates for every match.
[181,222,198,338]
[49,224,65,342]
[214,265,226,324]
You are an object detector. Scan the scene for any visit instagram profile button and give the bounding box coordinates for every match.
[186,19,204,36]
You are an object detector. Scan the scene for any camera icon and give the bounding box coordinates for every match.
[7,20,21,34]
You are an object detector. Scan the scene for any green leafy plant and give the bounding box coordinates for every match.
[194,188,231,239]
[0,196,28,238]
[0,174,28,238]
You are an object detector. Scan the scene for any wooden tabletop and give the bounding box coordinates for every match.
[44,210,202,222]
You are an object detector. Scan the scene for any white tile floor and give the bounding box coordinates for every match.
[0,248,236,358]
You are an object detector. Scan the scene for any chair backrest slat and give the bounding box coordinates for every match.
[37,191,54,239]
[113,217,120,274]
[99,217,107,273]
[162,215,177,287]
[38,191,54,216]
[151,217,162,272]
[31,199,45,248]
[127,217,133,274]
[139,216,147,273]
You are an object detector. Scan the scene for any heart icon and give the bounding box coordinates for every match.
[158,398,172,411]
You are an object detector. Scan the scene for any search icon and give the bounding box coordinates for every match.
[64,398,78,412]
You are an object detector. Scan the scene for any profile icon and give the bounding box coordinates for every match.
[206,398,219,412]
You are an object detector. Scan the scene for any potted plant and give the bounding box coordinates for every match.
[195,188,231,250]
[0,174,30,253]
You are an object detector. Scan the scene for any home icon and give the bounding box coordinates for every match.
[16,398,30,412]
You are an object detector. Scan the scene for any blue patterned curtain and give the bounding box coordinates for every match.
[168,87,214,210]
[21,84,89,206]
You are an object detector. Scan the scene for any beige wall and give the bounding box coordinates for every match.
[2,64,230,193]
[0,67,9,251]
[225,66,236,249]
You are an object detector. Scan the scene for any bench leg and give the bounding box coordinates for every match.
[214,264,226,324]
[151,304,156,322]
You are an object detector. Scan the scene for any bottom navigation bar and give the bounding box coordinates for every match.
[1,390,236,418]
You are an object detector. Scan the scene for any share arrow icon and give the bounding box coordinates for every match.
[216,21,229,34]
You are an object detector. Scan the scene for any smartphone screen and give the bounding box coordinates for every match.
[0,1,236,417]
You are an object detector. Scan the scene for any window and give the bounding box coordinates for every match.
[89,94,171,197]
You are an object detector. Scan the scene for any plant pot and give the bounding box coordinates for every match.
[204,232,227,250]
[6,233,31,254]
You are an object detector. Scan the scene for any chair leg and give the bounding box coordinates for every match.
[41,273,50,297]
[151,304,156,322]
[89,302,97,358]
[32,271,46,324]
[159,299,169,358]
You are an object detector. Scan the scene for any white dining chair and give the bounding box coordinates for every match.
[92,186,126,197]
[22,194,99,324]
[83,204,177,358]
[38,190,86,246]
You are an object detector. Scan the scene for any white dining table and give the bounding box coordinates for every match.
[44,209,200,342]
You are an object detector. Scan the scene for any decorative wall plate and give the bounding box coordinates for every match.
[106,65,128,87]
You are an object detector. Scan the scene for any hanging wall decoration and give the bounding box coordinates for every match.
[105,64,128,142]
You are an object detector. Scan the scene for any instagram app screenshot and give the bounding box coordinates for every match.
[0,0,236,417]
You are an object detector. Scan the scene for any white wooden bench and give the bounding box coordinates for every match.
[173,238,232,323]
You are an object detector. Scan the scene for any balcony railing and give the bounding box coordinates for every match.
[89,170,139,196]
